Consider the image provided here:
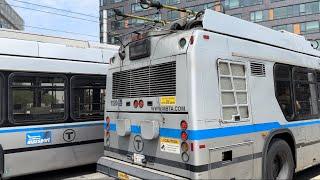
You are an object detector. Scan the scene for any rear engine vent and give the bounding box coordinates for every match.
[250,62,266,77]
[112,61,176,99]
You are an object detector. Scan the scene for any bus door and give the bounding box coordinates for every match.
[209,59,254,179]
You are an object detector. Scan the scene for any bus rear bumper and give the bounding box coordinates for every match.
[97,156,186,180]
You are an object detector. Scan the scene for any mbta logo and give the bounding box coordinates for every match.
[63,129,76,142]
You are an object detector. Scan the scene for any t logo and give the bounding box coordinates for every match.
[63,129,76,142]
[133,135,144,152]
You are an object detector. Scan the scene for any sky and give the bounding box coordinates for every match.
[6,0,100,42]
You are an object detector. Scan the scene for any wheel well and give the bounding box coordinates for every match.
[269,133,296,166]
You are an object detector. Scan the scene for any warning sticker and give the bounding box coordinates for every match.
[160,96,176,106]
[160,137,180,154]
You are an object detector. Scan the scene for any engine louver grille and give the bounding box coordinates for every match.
[112,61,176,99]
[250,62,266,77]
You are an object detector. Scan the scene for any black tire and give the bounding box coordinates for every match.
[265,139,294,180]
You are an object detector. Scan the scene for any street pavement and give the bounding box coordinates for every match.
[11,164,113,180]
[10,163,320,179]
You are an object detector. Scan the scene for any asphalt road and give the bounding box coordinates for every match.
[9,163,320,179]
[11,164,112,180]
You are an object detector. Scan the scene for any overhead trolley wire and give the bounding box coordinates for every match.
[9,0,98,18]
[1,2,99,23]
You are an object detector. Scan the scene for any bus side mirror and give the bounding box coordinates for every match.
[0,145,4,176]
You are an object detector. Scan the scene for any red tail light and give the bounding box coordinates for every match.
[190,36,194,45]
[139,100,144,108]
[180,120,188,130]
[133,100,139,108]
[203,35,210,40]
[181,131,188,141]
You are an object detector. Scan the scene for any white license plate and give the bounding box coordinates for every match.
[133,153,145,165]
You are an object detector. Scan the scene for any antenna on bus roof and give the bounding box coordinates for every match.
[113,9,168,26]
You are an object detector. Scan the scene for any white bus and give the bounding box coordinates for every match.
[97,9,320,179]
[0,29,118,178]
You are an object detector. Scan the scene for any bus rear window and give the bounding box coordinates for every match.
[71,75,106,121]
[9,73,67,124]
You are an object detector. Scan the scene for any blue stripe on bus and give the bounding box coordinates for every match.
[107,119,320,140]
[0,121,104,134]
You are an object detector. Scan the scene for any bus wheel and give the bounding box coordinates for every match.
[266,139,294,180]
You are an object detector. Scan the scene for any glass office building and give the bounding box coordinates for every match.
[0,0,24,30]
[100,0,320,47]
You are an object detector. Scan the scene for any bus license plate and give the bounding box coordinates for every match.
[133,153,145,165]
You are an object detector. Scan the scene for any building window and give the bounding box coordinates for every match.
[232,14,242,19]
[273,1,320,20]
[111,20,124,30]
[107,7,124,19]
[10,73,67,124]
[223,0,262,10]
[301,21,320,34]
[71,76,106,121]
[273,24,294,33]
[167,11,180,21]
[273,21,320,35]
[250,10,268,22]
[218,61,249,122]
[188,3,214,12]
[131,3,144,13]
[165,0,180,5]
[270,0,285,2]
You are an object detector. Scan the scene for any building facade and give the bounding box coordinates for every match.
[100,0,320,48]
[0,0,24,30]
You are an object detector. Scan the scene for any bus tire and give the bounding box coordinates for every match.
[265,139,294,180]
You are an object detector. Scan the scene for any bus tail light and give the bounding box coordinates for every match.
[190,36,194,45]
[181,142,189,152]
[181,131,188,141]
[181,152,189,162]
[133,100,139,108]
[203,35,210,40]
[180,120,188,130]
[139,100,144,108]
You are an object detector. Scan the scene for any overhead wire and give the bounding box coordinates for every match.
[9,0,98,18]
[0,1,100,41]
[1,2,99,23]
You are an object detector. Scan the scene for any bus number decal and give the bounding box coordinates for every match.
[26,131,52,145]
[160,137,180,154]
[160,96,176,106]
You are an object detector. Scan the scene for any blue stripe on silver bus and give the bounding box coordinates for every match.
[107,119,320,140]
[0,121,104,134]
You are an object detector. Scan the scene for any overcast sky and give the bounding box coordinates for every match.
[7,0,100,42]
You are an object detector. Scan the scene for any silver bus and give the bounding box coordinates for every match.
[0,29,118,178]
[97,9,320,179]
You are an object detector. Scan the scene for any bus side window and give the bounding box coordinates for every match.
[70,75,106,121]
[0,73,3,127]
[9,73,67,124]
[274,64,294,121]
[292,68,318,119]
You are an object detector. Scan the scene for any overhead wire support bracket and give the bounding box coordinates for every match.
[139,0,198,16]
[113,9,168,26]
